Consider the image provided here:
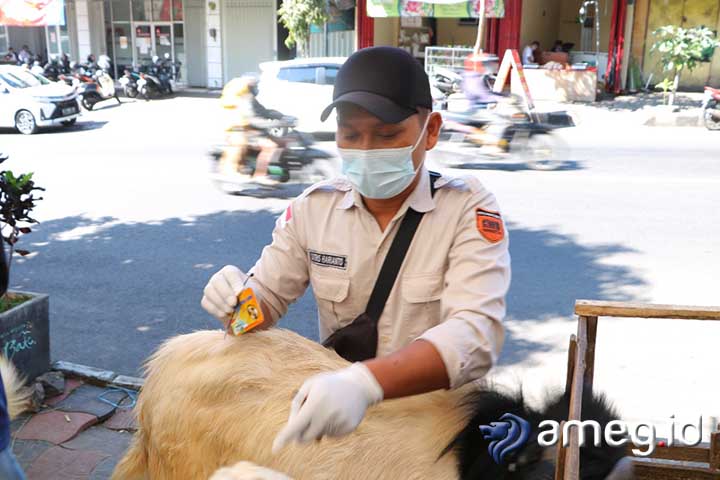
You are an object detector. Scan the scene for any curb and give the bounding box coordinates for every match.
[643,110,703,127]
[52,360,144,391]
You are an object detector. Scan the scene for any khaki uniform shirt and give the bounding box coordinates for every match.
[248,166,511,389]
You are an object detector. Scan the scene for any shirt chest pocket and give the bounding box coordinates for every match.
[400,273,444,338]
[310,271,357,332]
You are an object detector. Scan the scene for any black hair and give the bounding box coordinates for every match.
[441,385,628,480]
[417,106,431,125]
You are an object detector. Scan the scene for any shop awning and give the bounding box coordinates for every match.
[0,0,65,26]
[367,0,503,18]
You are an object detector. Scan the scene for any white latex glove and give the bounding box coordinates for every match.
[272,362,384,453]
[201,265,248,324]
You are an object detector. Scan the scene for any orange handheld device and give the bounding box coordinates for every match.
[226,274,265,336]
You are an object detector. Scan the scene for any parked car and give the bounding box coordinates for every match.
[0,65,80,134]
[255,57,346,134]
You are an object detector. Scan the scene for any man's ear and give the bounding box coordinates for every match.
[424,112,444,151]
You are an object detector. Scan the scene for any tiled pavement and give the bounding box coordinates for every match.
[10,375,138,480]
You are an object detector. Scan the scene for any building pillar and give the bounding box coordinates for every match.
[74,0,93,61]
[356,0,374,49]
[207,0,223,87]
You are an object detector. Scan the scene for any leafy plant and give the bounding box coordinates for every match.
[278,0,329,54]
[654,77,674,103]
[0,162,44,278]
[651,25,720,105]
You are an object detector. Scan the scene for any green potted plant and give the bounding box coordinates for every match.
[0,154,49,381]
[651,25,720,106]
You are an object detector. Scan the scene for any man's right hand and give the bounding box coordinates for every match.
[201,265,248,324]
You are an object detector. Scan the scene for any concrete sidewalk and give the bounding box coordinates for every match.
[10,365,142,479]
[534,92,706,128]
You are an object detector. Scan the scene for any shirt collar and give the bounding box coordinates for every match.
[336,164,438,213]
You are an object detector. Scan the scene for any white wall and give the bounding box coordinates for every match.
[207,0,223,87]
[87,0,107,56]
[74,0,93,61]
[221,0,275,83]
[186,0,208,87]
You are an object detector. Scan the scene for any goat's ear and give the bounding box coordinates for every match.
[605,457,634,480]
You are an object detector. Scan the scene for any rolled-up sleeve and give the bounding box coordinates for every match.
[247,198,310,325]
[417,190,511,389]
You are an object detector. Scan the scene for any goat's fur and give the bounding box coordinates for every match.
[209,461,293,480]
[0,355,32,419]
[113,329,632,480]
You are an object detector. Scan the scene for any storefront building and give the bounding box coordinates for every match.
[368,0,616,75]
[1,0,284,88]
[4,0,715,91]
[366,0,720,92]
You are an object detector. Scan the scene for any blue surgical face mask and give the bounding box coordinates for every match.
[339,115,431,200]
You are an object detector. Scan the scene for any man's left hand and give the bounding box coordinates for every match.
[272,363,383,453]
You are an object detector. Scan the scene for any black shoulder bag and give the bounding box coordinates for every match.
[322,172,440,362]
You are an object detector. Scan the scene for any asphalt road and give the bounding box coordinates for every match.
[3,94,719,439]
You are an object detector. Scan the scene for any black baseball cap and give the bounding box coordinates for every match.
[320,46,433,124]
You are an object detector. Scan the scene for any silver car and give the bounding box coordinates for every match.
[0,66,81,134]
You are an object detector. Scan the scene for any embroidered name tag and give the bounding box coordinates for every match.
[308,250,348,270]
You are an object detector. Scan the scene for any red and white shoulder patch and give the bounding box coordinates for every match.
[279,204,292,228]
[475,208,504,242]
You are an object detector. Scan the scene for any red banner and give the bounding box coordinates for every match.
[0,0,66,27]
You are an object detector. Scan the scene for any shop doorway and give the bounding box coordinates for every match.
[132,22,173,63]
[105,0,186,82]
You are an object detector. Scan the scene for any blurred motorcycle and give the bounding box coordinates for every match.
[83,67,120,110]
[119,68,141,98]
[208,117,336,195]
[65,63,119,110]
[702,86,720,131]
[438,96,566,171]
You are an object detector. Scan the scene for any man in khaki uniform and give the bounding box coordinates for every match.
[201,46,511,451]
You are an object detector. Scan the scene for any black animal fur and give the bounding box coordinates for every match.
[441,385,628,480]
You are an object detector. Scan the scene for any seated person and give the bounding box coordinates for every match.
[522,41,540,65]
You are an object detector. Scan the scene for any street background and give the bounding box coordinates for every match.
[3,93,719,439]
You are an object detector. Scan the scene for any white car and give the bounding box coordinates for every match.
[256,57,346,134]
[0,65,81,134]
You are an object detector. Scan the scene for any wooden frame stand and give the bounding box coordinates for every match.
[555,300,720,480]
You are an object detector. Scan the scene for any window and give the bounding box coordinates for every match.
[277,66,317,84]
[0,70,50,88]
[0,27,8,54]
[113,23,133,71]
[323,66,339,85]
[152,0,172,21]
[173,0,183,21]
[174,23,186,80]
[111,0,131,21]
[60,23,71,56]
[132,0,152,21]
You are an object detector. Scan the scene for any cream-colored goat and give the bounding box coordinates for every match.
[113,328,634,480]
[112,328,471,480]
[0,356,32,419]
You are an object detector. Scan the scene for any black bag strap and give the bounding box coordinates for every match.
[364,171,441,322]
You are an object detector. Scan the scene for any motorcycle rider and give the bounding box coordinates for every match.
[97,54,113,76]
[220,76,285,184]
[86,53,97,70]
[151,55,172,93]
[43,54,62,81]
[60,53,71,74]
[460,53,512,154]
